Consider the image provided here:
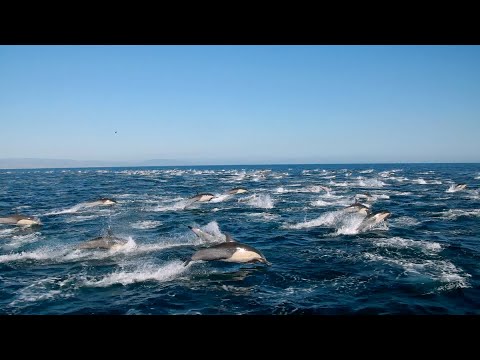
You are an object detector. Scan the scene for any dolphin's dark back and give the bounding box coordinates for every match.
[191,242,238,261]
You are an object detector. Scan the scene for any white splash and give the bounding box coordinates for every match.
[413,178,427,185]
[2,232,41,249]
[44,203,86,215]
[357,178,385,188]
[84,261,189,287]
[390,191,412,196]
[413,178,442,185]
[243,194,274,209]
[0,235,192,264]
[328,180,349,187]
[303,185,331,193]
[446,184,466,193]
[284,210,345,229]
[201,221,226,241]
[65,215,99,223]
[0,228,16,237]
[0,247,66,263]
[371,237,442,254]
[151,199,192,212]
[335,214,370,235]
[9,276,75,307]
[131,220,163,229]
[311,197,351,207]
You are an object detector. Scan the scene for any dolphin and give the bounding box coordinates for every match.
[83,198,117,207]
[227,188,248,195]
[355,193,373,202]
[454,184,467,191]
[356,210,391,232]
[184,232,270,266]
[0,214,42,226]
[76,235,128,250]
[189,193,215,203]
[343,202,371,215]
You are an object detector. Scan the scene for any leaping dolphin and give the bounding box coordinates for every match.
[355,193,373,201]
[188,193,215,203]
[76,229,128,250]
[0,214,42,226]
[356,210,391,232]
[184,231,270,266]
[83,198,117,207]
[227,188,248,195]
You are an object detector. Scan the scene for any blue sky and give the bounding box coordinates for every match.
[1,45,479,164]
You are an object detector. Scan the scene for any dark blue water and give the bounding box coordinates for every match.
[1,163,479,314]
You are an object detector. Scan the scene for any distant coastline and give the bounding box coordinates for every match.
[0,158,479,170]
[0,158,193,170]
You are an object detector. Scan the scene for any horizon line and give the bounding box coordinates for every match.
[1,161,480,171]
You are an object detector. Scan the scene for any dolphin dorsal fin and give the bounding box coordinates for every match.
[224,233,236,242]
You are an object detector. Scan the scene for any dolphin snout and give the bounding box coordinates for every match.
[258,258,271,266]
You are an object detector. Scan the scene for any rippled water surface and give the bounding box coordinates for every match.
[1,163,479,314]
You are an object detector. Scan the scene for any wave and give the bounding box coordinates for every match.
[0,232,209,265]
[1,232,41,249]
[150,199,192,212]
[246,212,279,221]
[0,247,66,263]
[9,276,76,307]
[311,197,351,208]
[0,228,16,237]
[274,185,330,194]
[44,203,87,215]
[437,209,480,220]
[64,215,100,223]
[371,237,442,254]
[363,253,470,292]
[328,180,349,187]
[390,216,421,227]
[83,260,190,287]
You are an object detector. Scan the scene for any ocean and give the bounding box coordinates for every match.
[0,163,479,314]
